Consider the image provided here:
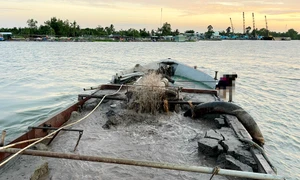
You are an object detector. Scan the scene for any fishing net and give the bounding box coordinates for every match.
[127,72,166,114]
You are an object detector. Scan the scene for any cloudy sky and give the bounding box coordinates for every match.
[1,0,299,32]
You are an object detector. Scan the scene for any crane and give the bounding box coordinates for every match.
[230,18,234,34]
[252,13,256,37]
[252,13,256,31]
[243,12,245,34]
[265,15,269,36]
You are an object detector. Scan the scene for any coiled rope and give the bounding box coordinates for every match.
[0,84,124,167]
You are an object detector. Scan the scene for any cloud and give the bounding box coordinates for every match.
[0,8,31,11]
[208,1,243,6]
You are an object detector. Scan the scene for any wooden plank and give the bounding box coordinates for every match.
[223,114,276,175]
[251,148,276,175]
[224,115,252,139]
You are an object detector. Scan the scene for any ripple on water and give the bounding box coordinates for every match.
[0,41,300,179]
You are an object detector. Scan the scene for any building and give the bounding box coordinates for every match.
[211,32,221,40]
[0,32,12,41]
[174,34,186,42]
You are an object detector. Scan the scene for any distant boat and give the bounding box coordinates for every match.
[274,37,291,41]
[261,36,274,40]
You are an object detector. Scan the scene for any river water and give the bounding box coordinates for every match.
[0,41,299,179]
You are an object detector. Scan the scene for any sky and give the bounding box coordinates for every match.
[1,0,299,33]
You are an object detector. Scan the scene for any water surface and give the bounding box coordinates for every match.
[0,41,299,179]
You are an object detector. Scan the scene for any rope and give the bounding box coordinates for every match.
[0,137,53,150]
[0,84,124,167]
[209,166,220,180]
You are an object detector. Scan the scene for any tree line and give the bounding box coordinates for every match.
[1,17,299,40]
[0,17,180,38]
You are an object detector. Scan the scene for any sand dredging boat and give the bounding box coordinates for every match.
[0,59,283,179]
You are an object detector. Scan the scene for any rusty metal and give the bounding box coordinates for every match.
[73,131,83,152]
[78,94,126,101]
[83,87,98,91]
[47,131,60,146]
[28,126,83,132]
[37,127,84,146]
[0,87,97,162]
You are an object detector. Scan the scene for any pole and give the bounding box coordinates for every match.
[160,8,163,27]
[0,131,6,147]
[0,148,284,180]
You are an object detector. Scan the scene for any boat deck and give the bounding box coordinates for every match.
[0,87,258,180]
[0,60,278,179]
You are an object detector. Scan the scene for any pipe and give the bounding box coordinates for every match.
[0,148,284,180]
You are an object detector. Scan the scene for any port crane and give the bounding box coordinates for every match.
[252,13,256,37]
[265,15,269,36]
[230,18,234,34]
[243,12,245,34]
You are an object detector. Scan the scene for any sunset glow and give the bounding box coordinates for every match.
[1,0,299,33]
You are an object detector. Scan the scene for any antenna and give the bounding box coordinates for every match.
[285,24,287,32]
[160,8,163,27]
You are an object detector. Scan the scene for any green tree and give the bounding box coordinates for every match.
[125,28,140,38]
[286,28,298,40]
[219,30,226,36]
[95,25,106,36]
[205,25,214,38]
[161,22,172,36]
[246,26,251,35]
[63,19,70,36]
[105,24,115,35]
[172,29,180,36]
[38,25,54,35]
[251,28,257,37]
[70,21,78,37]
[226,27,231,35]
[151,29,155,36]
[257,28,268,36]
[207,25,213,32]
[185,30,194,33]
[139,28,150,38]
[45,17,62,36]
[27,19,38,35]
